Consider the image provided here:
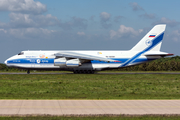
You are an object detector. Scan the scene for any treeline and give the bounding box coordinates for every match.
[0,63,19,71]
[1,56,180,71]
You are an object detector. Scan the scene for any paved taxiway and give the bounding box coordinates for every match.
[0,100,180,116]
[1,72,180,74]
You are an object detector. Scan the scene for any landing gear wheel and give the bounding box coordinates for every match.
[90,70,95,74]
[27,70,30,74]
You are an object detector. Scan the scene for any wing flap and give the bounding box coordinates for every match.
[54,52,116,62]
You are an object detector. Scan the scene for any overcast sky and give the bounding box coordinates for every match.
[0,0,180,63]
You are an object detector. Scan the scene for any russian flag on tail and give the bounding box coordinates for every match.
[149,35,156,37]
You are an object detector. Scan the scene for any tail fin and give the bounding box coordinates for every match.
[131,24,166,52]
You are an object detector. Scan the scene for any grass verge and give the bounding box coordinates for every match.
[0,74,180,99]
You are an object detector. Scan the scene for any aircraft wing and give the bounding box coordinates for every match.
[54,52,117,62]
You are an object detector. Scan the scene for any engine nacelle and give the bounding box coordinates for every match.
[54,57,66,66]
[66,59,81,67]
[54,58,81,68]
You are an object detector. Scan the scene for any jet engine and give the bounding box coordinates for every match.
[54,57,66,66]
[66,59,81,67]
[54,58,81,67]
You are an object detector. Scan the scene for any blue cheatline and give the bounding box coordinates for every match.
[7,58,155,65]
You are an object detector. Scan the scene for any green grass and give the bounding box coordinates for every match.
[1,116,180,120]
[0,74,180,99]
[1,70,180,73]
[0,70,72,73]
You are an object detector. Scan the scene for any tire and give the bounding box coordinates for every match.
[27,70,30,74]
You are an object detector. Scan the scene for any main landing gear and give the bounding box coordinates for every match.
[73,70,95,74]
[27,70,30,74]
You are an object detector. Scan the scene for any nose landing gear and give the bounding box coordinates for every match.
[27,70,30,74]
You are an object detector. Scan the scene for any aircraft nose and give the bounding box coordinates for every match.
[4,60,7,64]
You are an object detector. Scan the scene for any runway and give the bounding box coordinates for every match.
[1,72,180,74]
[0,100,180,116]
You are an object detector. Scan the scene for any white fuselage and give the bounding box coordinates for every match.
[4,50,161,71]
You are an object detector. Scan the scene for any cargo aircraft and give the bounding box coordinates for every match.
[4,24,173,74]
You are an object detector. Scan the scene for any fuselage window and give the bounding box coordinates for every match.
[18,52,24,55]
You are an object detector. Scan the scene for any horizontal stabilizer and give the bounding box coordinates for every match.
[144,53,174,57]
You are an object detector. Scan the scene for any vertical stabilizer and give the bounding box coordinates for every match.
[131,24,166,51]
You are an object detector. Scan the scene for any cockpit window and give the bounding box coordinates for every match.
[18,52,24,55]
